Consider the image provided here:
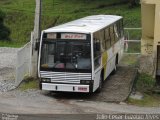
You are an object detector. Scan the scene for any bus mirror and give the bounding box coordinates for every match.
[35,42,40,51]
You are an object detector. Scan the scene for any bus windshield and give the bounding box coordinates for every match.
[40,40,91,71]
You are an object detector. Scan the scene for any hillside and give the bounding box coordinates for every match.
[0,0,141,47]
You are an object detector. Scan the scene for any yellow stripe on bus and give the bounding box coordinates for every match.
[102,51,108,80]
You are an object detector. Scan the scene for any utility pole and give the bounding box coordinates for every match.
[31,0,42,78]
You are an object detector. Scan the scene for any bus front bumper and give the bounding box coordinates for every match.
[41,83,90,93]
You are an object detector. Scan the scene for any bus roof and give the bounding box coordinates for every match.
[44,15,122,34]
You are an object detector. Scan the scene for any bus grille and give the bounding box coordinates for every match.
[40,71,91,84]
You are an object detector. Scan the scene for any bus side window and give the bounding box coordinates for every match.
[120,19,124,37]
[100,30,105,52]
[114,24,119,41]
[105,27,111,50]
[93,32,101,53]
[93,37,101,69]
[95,30,105,52]
[117,21,121,38]
[94,38,101,55]
[110,26,115,45]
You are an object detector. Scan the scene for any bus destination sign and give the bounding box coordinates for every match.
[47,33,57,39]
[61,33,86,40]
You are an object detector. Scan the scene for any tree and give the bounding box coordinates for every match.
[129,0,138,8]
[0,10,10,40]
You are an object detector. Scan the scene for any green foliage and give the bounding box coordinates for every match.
[126,42,141,53]
[18,77,39,91]
[0,10,10,40]
[0,10,5,22]
[0,40,23,47]
[128,94,160,107]
[136,73,155,92]
[120,54,139,66]
[124,57,160,107]
[0,0,141,46]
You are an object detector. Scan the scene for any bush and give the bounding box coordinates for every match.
[0,10,10,40]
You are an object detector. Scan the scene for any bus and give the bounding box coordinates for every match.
[38,15,124,93]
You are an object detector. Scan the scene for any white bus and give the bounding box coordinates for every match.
[38,15,124,93]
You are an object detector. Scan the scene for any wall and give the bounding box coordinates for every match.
[140,0,160,77]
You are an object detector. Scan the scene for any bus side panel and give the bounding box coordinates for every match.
[102,49,112,81]
[118,37,124,63]
[93,70,101,92]
[102,51,108,80]
[105,46,116,78]
[92,38,124,92]
[104,38,123,80]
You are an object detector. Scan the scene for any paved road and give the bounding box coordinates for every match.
[0,89,160,115]
[0,90,160,120]
[1,113,160,120]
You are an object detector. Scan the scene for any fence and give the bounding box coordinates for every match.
[15,42,32,86]
[124,28,141,54]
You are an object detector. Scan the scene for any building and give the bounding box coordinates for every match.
[141,0,160,82]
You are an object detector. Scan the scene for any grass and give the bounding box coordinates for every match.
[136,73,155,92]
[18,77,39,91]
[0,0,141,47]
[127,73,160,107]
[120,54,140,66]
[0,40,25,47]
[123,29,141,54]
[126,42,141,53]
[128,94,160,107]
[124,29,142,40]
[121,55,160,107]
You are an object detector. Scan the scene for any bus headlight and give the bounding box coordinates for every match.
[41,78,51,82]
[80,80,93,85]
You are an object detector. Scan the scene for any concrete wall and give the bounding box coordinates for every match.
[153,4,160,57]
[141,3,155,55]
[141,0,160,56]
